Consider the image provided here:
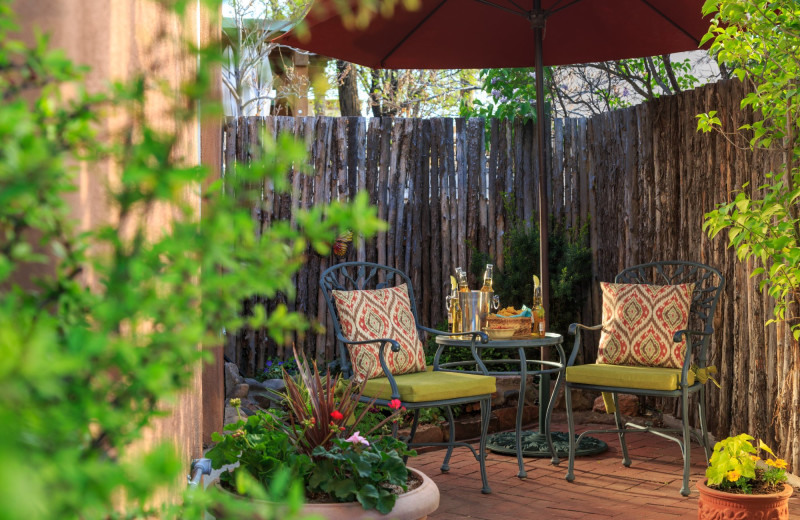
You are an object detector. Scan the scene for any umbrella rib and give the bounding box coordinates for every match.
[549,0,587,16]
[638,0,701,46]
[496,0,528,13]
[471,0,529,19]
[380,0,451,67]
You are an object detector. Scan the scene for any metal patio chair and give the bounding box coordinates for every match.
[563,261,724,496]
[320,261,496,494]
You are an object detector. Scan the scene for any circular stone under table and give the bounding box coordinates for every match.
[486,430,608,458]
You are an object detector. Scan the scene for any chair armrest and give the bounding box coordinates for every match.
[566,323,602,367]
[568,323,603,336]
[335,332,401,352]
[672,329,711,343]
[335,333,402,399]
[418,325,489,344]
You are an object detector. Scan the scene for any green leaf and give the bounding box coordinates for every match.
[355,484,380,511]
[330,479,357,500]
[375,489,398,514]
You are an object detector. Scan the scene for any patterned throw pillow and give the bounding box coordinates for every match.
[331,284,426,382]
[596,282,695,369]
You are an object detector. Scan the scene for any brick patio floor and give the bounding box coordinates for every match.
[412,415,800,519]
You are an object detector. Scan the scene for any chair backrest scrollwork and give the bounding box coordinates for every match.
[615,261,725,364]
[319,262,422,378]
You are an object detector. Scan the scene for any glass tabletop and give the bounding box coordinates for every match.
[434,331,563,348]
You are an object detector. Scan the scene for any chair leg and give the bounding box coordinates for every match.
[680,392,691,497]
[546,369,564,466]
[565,385,576,483]
[698,386,711,463]
[404,408,421,464]
[479,397,492,494]
[441,405,456,473]
[612,393,631,467]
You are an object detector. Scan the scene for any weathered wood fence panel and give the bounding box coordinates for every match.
[223,114,552,375]
[222,78,799,469]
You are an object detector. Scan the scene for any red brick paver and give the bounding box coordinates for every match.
[412,417,800,519]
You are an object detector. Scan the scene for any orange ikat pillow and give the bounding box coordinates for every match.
[596,282,694,369]
[331,284,426,382]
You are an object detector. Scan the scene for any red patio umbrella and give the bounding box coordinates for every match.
[277,0,711,330]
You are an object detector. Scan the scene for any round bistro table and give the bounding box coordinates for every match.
[435,332,567,478]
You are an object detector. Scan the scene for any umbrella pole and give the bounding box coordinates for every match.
[532,3,555,461]
[532,4,549,331]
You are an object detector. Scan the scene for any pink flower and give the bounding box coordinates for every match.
[330,410,344,421]
[389,399,402,410]
[345,431,370,446]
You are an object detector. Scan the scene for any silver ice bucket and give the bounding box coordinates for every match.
[458,291,499,332]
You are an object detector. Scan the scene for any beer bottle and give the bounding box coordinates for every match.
[456,267,470,292]
[532,284,545,338]
[448,275,462,334]
[480,264,494,293]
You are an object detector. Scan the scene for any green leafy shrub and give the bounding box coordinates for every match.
[258,357,299,381]
[706,434,787,494]
[309,436,413,513]
[470,196,593,337]
[353,403,394,435]
[436,202,591,373]
[699,0,800,340]
[207,350,413,514]
[207,409,314,489]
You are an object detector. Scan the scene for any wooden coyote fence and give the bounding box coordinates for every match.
[223,78,799,469]
[222,115,564,370]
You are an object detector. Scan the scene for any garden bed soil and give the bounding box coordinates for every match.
[707,478,787,496]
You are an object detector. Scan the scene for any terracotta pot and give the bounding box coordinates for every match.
[697,479,794,520]
[213,466,439,520]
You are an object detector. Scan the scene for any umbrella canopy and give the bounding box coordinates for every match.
[277,0,711,326]
[277,0,710,69]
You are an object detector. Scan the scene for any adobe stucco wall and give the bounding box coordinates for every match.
[14,0,223,500]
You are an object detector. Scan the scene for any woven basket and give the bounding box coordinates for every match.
[486,316,531,339]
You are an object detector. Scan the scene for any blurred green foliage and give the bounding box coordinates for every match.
[699,0,800,340]
[0,0,384,518]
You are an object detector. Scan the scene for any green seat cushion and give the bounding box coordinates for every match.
[361,368,496,402]
[566,364,694,391]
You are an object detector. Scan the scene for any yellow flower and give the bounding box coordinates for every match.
[727,470,741,482]
[767,459,788,469]
[750,455,760,462]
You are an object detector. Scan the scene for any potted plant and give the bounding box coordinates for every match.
[698,434,793,519]
[207,349,440,520]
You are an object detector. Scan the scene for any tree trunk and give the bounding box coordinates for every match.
[336,60,360,117]
[661,54,682,94]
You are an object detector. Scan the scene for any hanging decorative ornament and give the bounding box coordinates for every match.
[333,230,354,257]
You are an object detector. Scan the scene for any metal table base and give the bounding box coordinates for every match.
[436,332,606,479]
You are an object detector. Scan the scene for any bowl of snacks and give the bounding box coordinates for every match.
[486,306,532,338]
[485,327,516,340]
